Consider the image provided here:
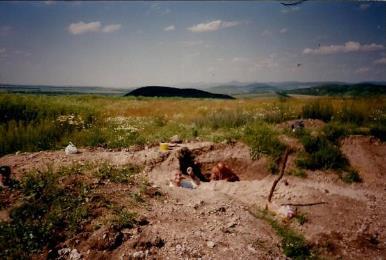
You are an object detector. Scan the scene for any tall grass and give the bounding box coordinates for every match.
[1,93,385,156]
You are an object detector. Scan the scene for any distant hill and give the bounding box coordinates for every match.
[207,83,279,95]
[125,86,235,99]
[284,83,386,96]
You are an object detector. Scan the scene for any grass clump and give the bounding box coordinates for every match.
[322,123,349,144]
[302,100,333,122]
[296,134,348,170]
[294,213,308,225]
[95,163,142,183]
[252,209,313,259]
[0,168,92,259]
[289,168,307,178]
[110,208,138,230]
[243,122,287,160]
[341,169,362,183]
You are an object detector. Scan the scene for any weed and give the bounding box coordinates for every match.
[289,168,307,178]
[341,169,362,183]
[110,208,138,230]
[252,208,313,259]
[295,213,308,225]
[95,163,141,183]
[322,123,348,144]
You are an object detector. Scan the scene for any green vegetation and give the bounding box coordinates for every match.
[110,208,138,230]
[243,122,287,160]
[94,163,142,183]
[294,213,308,225]
[252,208,314,259]
[286,83,386,97]
[0,168,93,258]
[301,100,333,121]
[0,162,146,259]
[341,169,362,183]
[289,168,307,178]
[296,132,348,170]
[1,93,385,156]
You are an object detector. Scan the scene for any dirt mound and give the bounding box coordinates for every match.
[341,135,386,187]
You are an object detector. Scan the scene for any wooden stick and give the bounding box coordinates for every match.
[280,202,327,207]
[268,148,290,203]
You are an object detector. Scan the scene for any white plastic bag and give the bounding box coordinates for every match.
[65,142,78,155]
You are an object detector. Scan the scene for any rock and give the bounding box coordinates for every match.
[247,244,257,253]
[57,248,81,260]
[207,241,215,248]
[132,251,145,258]
[170,135,182,144]
[69,249,82,260]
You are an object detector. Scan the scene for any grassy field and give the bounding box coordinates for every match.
[1,93,385,157]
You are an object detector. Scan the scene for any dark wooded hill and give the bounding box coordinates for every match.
[125,86,235,99]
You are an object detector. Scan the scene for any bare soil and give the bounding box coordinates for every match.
[1,135,386,259]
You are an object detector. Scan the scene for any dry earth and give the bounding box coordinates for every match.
[1,135,386,259]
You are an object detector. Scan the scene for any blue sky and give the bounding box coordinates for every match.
[0,1,385,87]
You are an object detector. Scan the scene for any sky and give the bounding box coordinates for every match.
[0,1,385,87]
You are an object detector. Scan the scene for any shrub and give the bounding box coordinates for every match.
[322,123,348,144]
[297,134,348,170]
[243,122,287,160]
[369,125,386,142]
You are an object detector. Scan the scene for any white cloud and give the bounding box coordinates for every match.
[374,57,386,65]
[280,28,288,33]
[303,41,384,55]
[68,21,101,35]
[68,22,121,35]
[355,67,370,74]
[261,30,273,37]
[101,24,121,33]
[359,4,370,10]
[164,25,175,31]
[188,20,241,33]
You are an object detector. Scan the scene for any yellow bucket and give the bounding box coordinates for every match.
[159,143,169,152]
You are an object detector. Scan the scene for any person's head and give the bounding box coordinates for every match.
[174,170,182,186]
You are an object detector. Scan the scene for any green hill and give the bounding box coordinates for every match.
[285,83,386,96]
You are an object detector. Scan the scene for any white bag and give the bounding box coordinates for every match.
[65,142,78,155]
